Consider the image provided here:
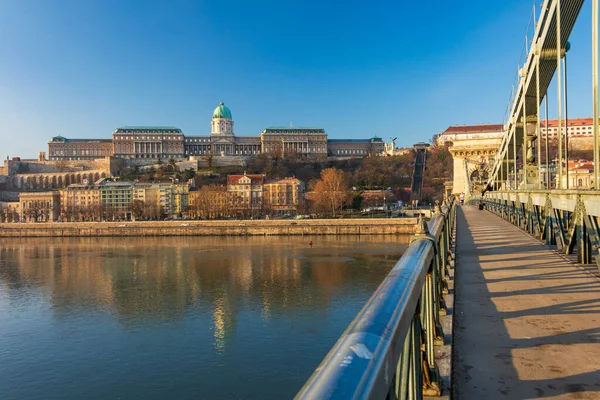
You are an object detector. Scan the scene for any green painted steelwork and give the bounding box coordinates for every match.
[474,190,600,272]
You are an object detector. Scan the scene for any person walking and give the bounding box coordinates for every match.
[459,193,465,205]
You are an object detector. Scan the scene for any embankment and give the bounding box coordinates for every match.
[0,218,418,237]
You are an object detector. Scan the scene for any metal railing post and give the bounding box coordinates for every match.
[557,0,563,189]
[295,196,456,399]
[536,40,542,189]
[594,0,599,189]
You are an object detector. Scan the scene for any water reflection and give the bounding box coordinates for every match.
[0,235,408,399]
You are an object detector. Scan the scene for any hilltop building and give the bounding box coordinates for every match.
[48,137,113,160]
[113,127,185,160]
[46,102,387,163]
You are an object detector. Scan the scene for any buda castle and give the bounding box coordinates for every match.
[48,102,385,163]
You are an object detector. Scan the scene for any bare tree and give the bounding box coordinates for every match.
[312,168,350,217]
[142,198,162,220]
[132,200,145,221]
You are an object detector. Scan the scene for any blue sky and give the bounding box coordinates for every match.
[0,0,597,158]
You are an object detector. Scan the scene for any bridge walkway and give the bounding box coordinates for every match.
[452,206,600,399]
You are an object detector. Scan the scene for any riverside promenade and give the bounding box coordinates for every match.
[453,206,600,399]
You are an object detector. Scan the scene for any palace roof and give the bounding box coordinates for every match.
[49,136,112,143]
[114,126,183,133]
[262,127,325,134]
[327,139,371,143]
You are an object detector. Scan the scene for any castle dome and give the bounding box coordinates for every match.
[213,102,232,119]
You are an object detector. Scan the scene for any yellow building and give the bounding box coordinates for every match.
[59,184,102,221]
[19,191,60,222]
[0,201,21,223]
[227,173,265,217]
[132,182,171,219]
[263,177,305,215]
[171,183,189,217]
[561,161,594,189]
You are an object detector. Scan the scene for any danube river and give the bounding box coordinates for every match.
[0,236,408,399]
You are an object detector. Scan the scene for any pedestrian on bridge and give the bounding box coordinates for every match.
[459,193,465,205]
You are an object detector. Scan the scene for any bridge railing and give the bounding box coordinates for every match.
[295,198,455,400]
[475,190,600,272]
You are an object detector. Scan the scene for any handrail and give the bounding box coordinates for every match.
[295,197,455,399]
[475,189,600,270]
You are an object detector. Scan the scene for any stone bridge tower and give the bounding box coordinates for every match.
[437,124,504,196]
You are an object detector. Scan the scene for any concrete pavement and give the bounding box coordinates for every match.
[452,206,600,399]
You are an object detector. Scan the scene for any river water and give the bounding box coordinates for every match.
[0,235,408,400]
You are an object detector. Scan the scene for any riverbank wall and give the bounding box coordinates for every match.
[0,218,418,237]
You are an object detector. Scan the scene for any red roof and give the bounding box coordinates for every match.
[442,118,600,136]
[442,124,504,134]
[227,174,264,185]
[568,160,594,170]
[543,117,600,128]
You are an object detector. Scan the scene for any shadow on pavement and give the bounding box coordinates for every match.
[452,206,600,399]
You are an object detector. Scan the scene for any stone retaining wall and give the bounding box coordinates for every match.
[0,218,418,237]
[3,158,113,175]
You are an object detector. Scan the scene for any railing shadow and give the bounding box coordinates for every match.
[452,206,600,399]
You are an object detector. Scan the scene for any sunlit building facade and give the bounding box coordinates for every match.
[113,127,185,160]
[19,191,60,222]
[263,177,305,215]
[47,102,384,162]
[59,183,102,221]
[227,173,265,217]
[260,127,328,156]
[100,181,134,220]
[48,137,113,160]
[188,185,229,219]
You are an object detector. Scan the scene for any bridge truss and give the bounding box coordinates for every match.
[481,0,600,270]
[488,0,589,192]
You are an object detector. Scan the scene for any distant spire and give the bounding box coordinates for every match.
[290,122,293,127]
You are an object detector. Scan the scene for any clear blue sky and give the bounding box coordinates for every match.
[0,0,597,158]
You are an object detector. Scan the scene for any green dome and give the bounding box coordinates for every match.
[213,101,232,119]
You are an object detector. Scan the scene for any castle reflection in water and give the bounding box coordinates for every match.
[0,236,408,351]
